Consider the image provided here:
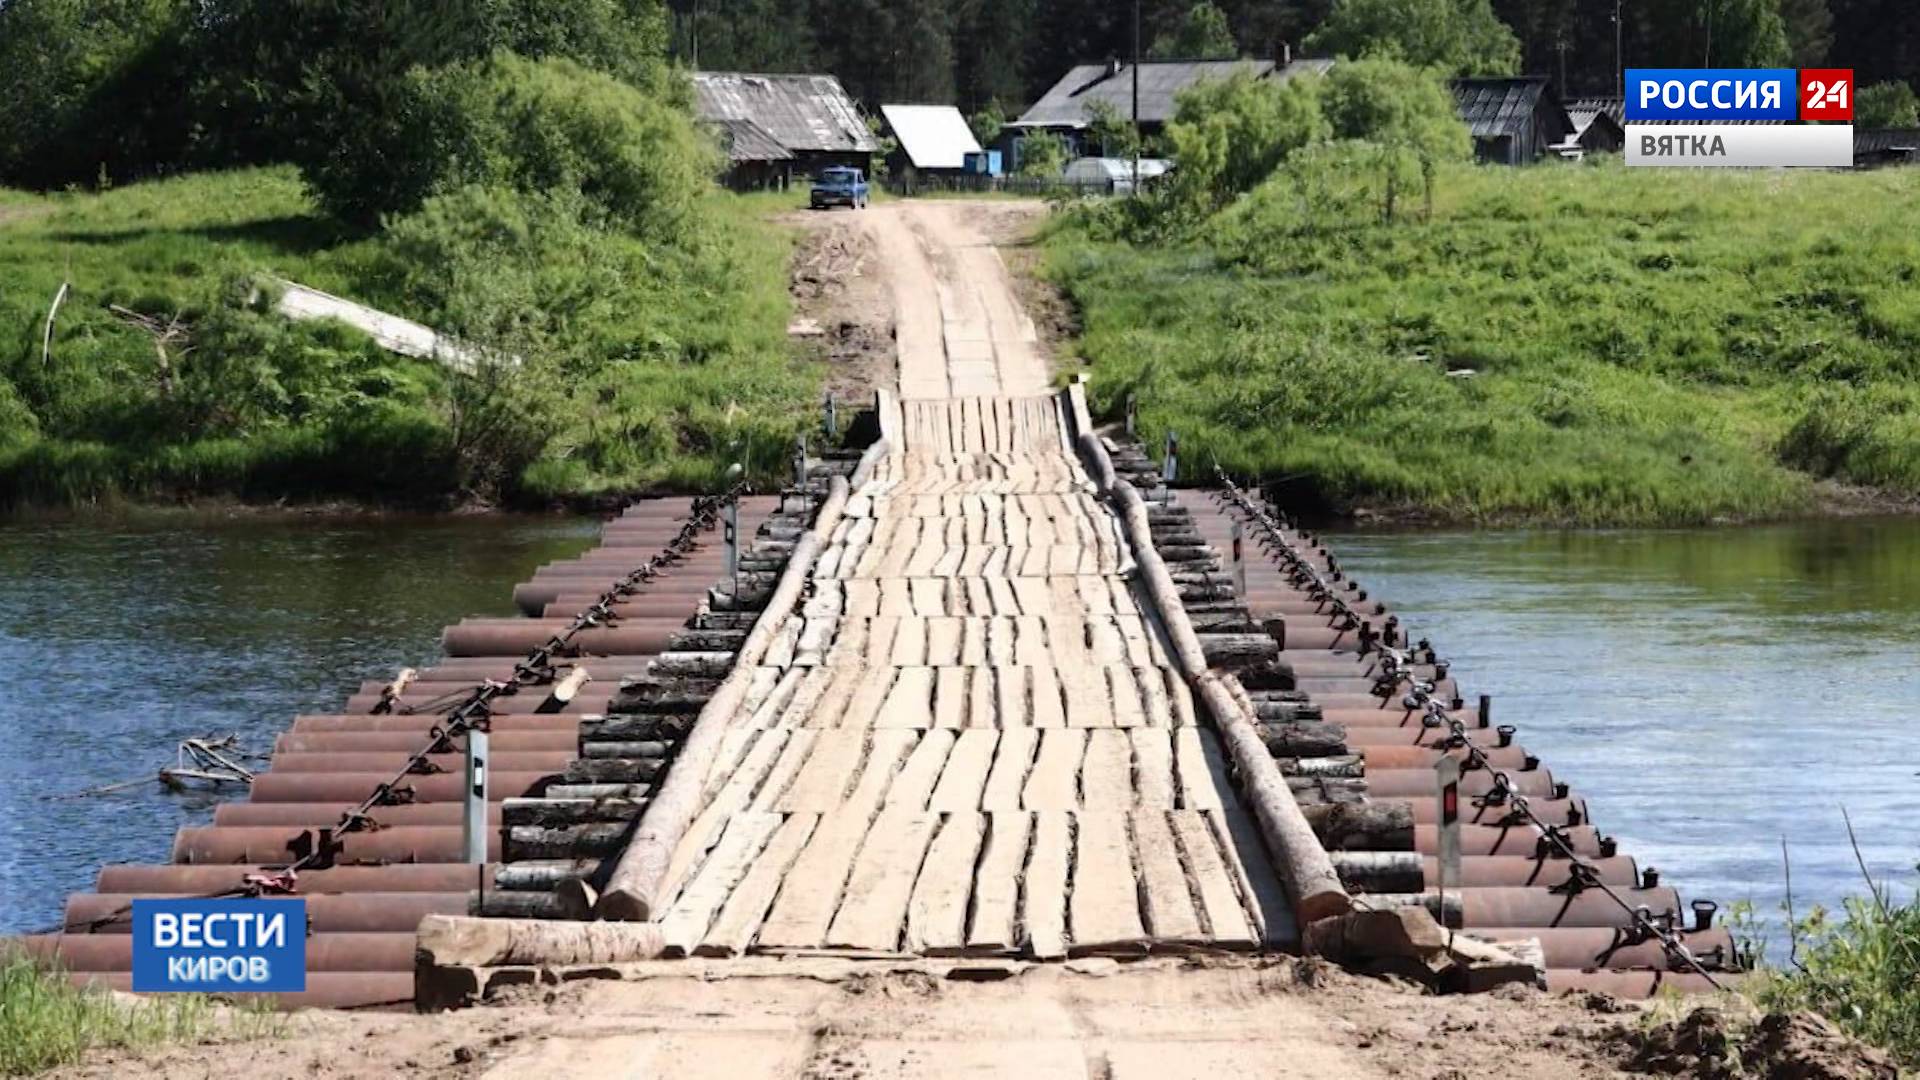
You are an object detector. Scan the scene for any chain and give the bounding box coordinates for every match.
[1212,467,1725,987]
[34,485,748,937]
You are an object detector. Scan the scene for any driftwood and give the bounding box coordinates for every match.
[1066,379,1350,931]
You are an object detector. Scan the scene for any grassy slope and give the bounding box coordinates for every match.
[0,167,816,506]
[1046,162,1920,525]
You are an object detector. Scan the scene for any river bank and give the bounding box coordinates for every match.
[1044,164,1920,528]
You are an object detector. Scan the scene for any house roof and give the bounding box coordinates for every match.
[880,104,982,169]
[710,118,794,163]
[692,72,878,154]
[1566,96,1624,136]
[1451,77,1572,141]
[1012,58,1334,129]
[1855,127,1920,155]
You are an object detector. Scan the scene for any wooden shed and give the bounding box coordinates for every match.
[1452,77,1575,165]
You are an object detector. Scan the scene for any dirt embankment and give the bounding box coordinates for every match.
[50,956,1898,1080]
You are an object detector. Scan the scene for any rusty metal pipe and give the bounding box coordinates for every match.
[250,771,554,803]
[95,864,490,894]
[172,825,504,864]
[19,932,414,973]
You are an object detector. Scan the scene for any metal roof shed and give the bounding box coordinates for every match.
[880,104,983,170]
[1012,58,1335,132]
[691,73,879,155]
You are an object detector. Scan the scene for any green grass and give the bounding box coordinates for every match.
[1729,879,1920,1069]
[0,949,281,1075]
[1045,160,1920,524]
[0,167,819,508]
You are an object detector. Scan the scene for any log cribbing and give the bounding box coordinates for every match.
[1064,379,1350,930]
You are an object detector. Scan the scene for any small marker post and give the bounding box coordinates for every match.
[1435,754,1461,931]
[463,730,489,865]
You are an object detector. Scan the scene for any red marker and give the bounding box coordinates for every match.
[1799,68,1854,121]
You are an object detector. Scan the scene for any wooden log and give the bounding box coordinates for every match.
[608,682,716,715]
[579,740,672,760]
[580,715,694,742]
[1198,633,1281,667]
[1301,802,1416,851]
[647,652,738,680]
[491,860,598,891]
[503,822,630,860]
[532,667,591,714]
[1256,721,1349,759]
[1065,380,1349,933]
[1328,851,1424,893]
[501,797,646,827]
[1280,755,1364,779]
[663,629,749,652]
[561,758,664,784]
[597,474,853,922]
[417,914,664,969]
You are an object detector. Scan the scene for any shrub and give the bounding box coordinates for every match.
[1016,131,1070,178]
[1165,71,1330,209]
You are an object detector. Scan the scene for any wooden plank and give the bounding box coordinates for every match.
[1107,665,1148,729]
[1010,577,1050,616]
[1174,728,1225,811]
[874,666,934,729]
[749,729,818,811]
[696,813,820,956]
[967,811,1030,952]
[986,615,1016,665]
[885,728,955,810]
[1130,811,1204,945]
[967,664,997,728]
[837,665,897,729]
[844,729,918,812]
[1028,663,1066,729]
[926,617,962,667]
[979,727,1038,810]
[1165,668,1198,728]
[905,812,985,954]
[994,664,1029,728]
[1079,728,1133,808]
[1069,811,1147,953]
[1012,615,1049,665]
[1061,665,1108,729]
[888,617,927,667]
[933,666,967,729]
[1137,664,1173,727]
[959,613,989,664]
[1171,811,1256,950]
[777,729,866,811]
[659,811,781,955]
[824,811,939,953]
[1115,615,1155,669]
[1021,812,1071,959]
[928,729,996,811]
[1021,728,1087,811]
[1129,728,1176,810]
[865,616,900,664]
[1210,809,1295,949]
[753,812,875,949]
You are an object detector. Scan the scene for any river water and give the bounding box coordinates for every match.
[1,513,1915,949]
[0,512,597,935]
[1326,519,1920,953]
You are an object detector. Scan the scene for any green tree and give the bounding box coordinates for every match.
[969,102,1007,145]
[1857,80,1920,126]
[1085,99,1143,158]
[1149,2,1239,58]
[1319,57,1469,221]
[1166,71,1329,206]
[1016,130,1069,177]
[1778,0,1834,65]
[1306,0,1522,76]
[0,0,198,186]
[1699,0,1791,66]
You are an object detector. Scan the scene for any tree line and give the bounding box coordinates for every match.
[672,0,1915,116]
